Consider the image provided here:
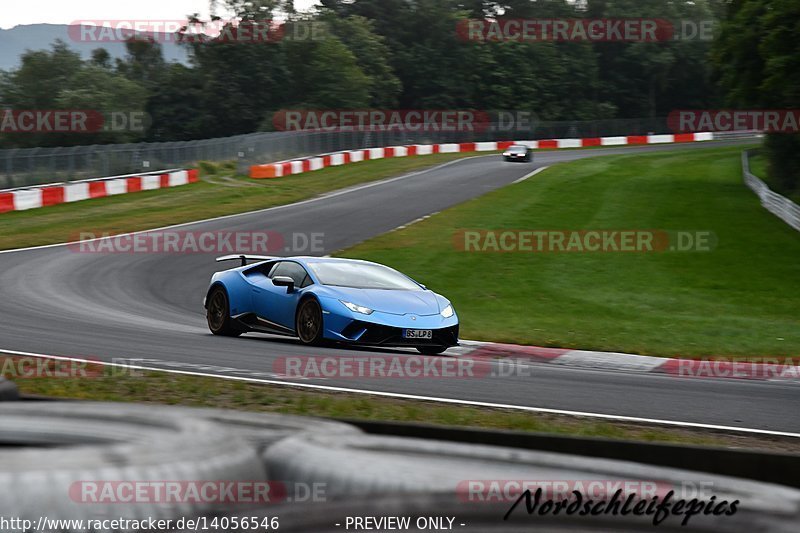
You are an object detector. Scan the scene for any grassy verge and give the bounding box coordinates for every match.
[338,146,800,358]
[0,152,474,250]
[4,358,795,452]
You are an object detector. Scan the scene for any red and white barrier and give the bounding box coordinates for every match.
[0,169,199,214]
[250,132,715,178]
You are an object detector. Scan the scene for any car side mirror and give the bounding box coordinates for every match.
[272,276,295,292]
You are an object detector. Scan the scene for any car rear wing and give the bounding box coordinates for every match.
[216,255,277,267]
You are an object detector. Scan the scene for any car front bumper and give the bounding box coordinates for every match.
[321,306,460,347]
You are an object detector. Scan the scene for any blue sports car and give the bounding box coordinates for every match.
[204,255,459,355]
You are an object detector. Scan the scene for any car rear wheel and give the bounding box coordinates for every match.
[206,287,242,337]
[297,298,324,346]
[416,346,448,355]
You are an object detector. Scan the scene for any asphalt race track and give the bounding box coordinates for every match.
[1,139,797,434]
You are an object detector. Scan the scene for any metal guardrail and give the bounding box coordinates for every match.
[743,150,800,232]
[0,117,671,188]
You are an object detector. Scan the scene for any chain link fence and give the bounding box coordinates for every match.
[0,117,670,189]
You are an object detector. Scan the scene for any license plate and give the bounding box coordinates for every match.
[404,329,433,339]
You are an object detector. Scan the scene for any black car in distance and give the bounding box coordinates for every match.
[503,144,533,162]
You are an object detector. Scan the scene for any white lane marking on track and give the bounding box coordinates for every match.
[379,167,545,235]
[389,212,440,233]
[1,347,798,439]
[0,155,501,255]
[512,166,549,184]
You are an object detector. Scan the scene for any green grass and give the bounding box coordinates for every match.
[339,146,800,358]
[7,356,795,452]
[749,153,769,181]
[0,152,474,250]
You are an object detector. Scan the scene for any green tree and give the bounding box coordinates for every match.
[178,1,290,137]
[714,0,800,191]
[115,37,167,88]
[55,66,149,144]
[144,64,207,141]
[290,36,371,108]
[0,41,147,147]
[90,48,113,69]
[0,41,82,110]
[588,0,719,119]
[326,15,402,107]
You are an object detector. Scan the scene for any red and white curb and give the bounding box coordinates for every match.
[250,132,715,178]
[451,340,800,382]
[0,169,199,214]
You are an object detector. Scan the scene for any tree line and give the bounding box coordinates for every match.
[0,0,796,191]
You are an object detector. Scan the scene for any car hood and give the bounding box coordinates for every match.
[328,287,442,316]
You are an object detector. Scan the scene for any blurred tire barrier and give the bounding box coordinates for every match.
[346,419,800,489]
[155,405,362,453]
[3,400,799,531]
[0,377,19,401]
[263,433,800,531]
[0,402,265,526]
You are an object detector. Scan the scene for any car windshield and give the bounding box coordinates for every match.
[509,146,527,153]
[308,262,421,290]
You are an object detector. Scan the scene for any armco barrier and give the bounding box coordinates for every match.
[0,168,199,214]
[250,132,715,179]
[743,150,800,232]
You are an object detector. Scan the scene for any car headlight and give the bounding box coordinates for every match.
[503,152,511,156]
[440,304,454,318]
[341,300,374,315]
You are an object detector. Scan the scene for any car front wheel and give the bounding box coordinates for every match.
[297,298,324,346]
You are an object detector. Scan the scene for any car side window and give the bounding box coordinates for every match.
[270,262,312,289]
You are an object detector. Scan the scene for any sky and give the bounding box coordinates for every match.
[0,0,321,29]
